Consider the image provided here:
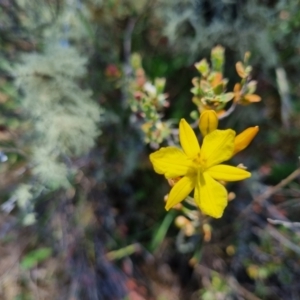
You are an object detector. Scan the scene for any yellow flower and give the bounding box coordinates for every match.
[149,118,251,218]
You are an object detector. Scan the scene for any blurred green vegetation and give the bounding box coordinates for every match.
[1,0,300,299]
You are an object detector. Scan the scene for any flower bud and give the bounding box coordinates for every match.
[199,110,218,136]
[175,216,189,228]
[233,126,259,155]
[202,223,212,242]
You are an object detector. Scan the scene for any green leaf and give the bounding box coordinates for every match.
[218,92,234,103]
[211,45,225,72]
[150,210,177,251]
[20,247,52,270]
[212,82,224,95]
[195,59,210,77]
[247,80,257,94]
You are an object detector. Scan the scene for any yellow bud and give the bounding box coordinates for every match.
[228,192,236,201]
[202,223,212,242]
[226,245,236,256]
[233,126,259,155]
[247,265,259,280]
[174,216,189,228]
[199,110,218,136]
[184,223,195,237]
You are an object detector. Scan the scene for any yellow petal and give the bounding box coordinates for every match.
[201,129,235,168]
[233,126,259,155]
[179,119,200,159]
[165,175,196,210]
[199,110,218,137]
[206,164,251,181]
[194,172,228,218]
[149,147,195,178]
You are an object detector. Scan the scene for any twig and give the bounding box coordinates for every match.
[256,167,300,204]
[267,218,300,229]
[240,167,300,217]
[219,102,237,120]
[254,225,300,256]
[276,67,292,129]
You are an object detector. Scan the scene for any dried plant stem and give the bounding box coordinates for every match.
[267,218,300,229]
[276,67,292,129]
[219,102,237,119]
[240,167,300,217]
[255,167,300,205]
[254,225,300,255]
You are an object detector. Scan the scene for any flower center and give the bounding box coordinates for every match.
[193,152,207,171]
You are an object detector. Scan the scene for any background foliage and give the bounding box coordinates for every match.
[1,0,300,299]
